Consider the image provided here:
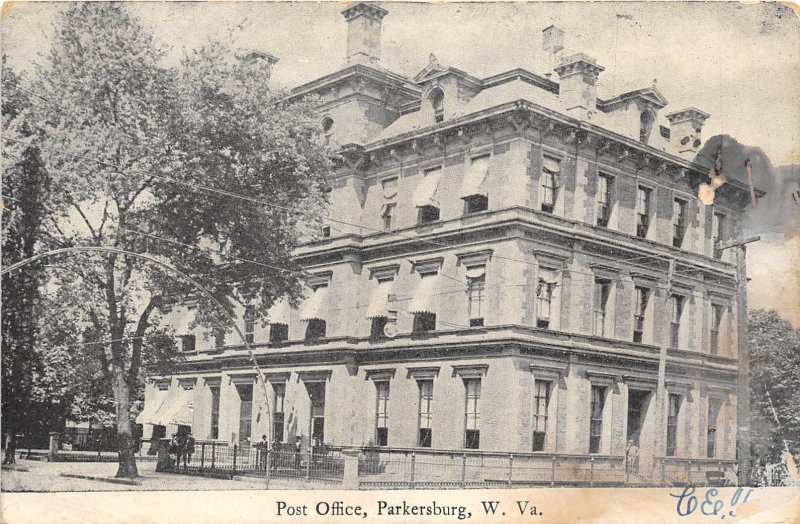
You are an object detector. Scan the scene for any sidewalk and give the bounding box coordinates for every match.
[2,457,338,492]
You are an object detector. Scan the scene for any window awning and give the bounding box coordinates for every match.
[465,265,486,279]
[268,298,292,325]
[408,274,439,315]
[538,268,558,283]
[135,388,169,425]
[412,169,441,208]
[366,279,395,319]
[140,387,194,427]
[460,156,489,198]
[300,285,329,321]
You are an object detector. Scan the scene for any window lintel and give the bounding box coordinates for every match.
[407,366,440,380]
[452,364,488,379]
[365,368,396,382]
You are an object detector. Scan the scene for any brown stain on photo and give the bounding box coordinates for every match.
[1,1,16,19]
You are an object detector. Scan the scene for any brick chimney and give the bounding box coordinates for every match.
[554,53,604,118]
[665,108,710,154]
[341,2,388,66]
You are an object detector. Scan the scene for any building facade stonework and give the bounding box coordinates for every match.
[139,3,761,484]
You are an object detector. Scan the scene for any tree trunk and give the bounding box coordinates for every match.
[3,430,17,465]
[112,365,138,478]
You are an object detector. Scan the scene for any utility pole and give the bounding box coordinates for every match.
[717,235,759,486]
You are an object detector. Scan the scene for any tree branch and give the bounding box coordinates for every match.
[68,197,100,241]
[127,295,160,389]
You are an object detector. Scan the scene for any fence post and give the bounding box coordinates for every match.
[508,454,513,488]
[661,458,665,486]
[590,457,595,487]
[551,456,556,487]
[48,432,60,462]
[461,453,467,488]
[200,443,205,471]
[211,442,216,470]
[305,448,311,482]
[232,444,237,477]
[686,460,691,485]
[410,452,416,489]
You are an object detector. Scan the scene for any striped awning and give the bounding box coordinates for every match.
[408,274,439,315]
[460,156,489,198]
[300,285,329,321]
[366,279,395,319]
[412,169,441,208]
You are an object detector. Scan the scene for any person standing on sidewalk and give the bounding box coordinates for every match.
[185,432,195,469]
[294,436,302,471]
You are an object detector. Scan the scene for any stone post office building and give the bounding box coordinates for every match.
[138,3,762,483]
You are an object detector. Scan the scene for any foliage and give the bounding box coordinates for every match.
[1,58,53,463]
[13,3,333,477]
[749,309,800,457]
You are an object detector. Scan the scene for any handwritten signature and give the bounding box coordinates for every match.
[670,487,755,519]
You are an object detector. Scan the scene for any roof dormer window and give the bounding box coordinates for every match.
[639,110,654,144]
[321,116,334,145]
[430,88,444,123]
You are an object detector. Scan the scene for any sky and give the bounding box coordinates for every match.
[2,1,799,324]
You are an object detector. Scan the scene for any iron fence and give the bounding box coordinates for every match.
[170,442,344,484]
[357,448,626,489]
[659,457,737,487]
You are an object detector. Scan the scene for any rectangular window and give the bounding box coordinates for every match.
[213,328,226,349]
[375,381,389,446]
[633,286,649,343]
[370,316,389,338]
[636,186,651,238]
[305,319,326,341]
[712,212,725,259]
[412,312,436,333]
[418,380,433,447]
[666,393,681,457]
[273,383,286,443]
[673,199,687,247]
[209,386,220,440]
[670,295,684,348]
[540,156,560,213]
[536,269,556,329]
[321,225,331,238]
[307,382,326,445]
[707,399,721,458]
[181,334,196,353]
[417,205,440,224]
[269,323,289,343]
[532,380,551,451]
[382,203,396,231]
[594,279,611,337]
[464,194,488,214]
[589,385,606,453]
[711,304,724,354]
[244,306,255,344]
[238,384,253,445]
[464,378,481,449]
[467,273,485,327]
[597,174,613,227]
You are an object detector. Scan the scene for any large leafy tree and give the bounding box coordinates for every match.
[23,4,332,478]
[749,309,800,459]
[1,60,51,464]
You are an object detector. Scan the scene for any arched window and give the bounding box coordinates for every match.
[430,89,444,123]
[321,117,334,144]
[639,111,655,143]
